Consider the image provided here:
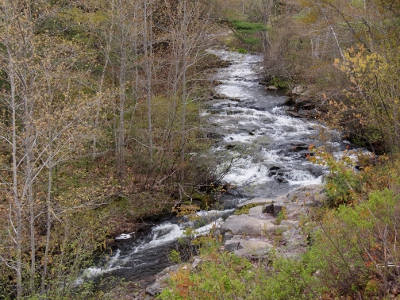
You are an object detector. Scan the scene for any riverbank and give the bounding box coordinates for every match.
[145,184,326,297]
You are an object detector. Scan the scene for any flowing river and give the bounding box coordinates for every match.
[75,48,348,289]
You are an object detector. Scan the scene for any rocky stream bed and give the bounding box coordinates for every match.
[77,48,353,299]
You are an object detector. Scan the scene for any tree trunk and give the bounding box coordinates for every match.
[9,48,23,300]
[144,0,154,163]
[261,0,274,53]
[41,132,53,295]
[180,0,188,183]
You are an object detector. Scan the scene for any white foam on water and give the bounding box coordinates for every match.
[238,119,262,126]
[217,85,250,99]
[285,170,317,182]
[273,116,308,129]
[200,111,210,117]
[196,209,235,218]
[223,163,271,185]
[73,249,122,286]
[271,106,286,115]
[260,149,294,164]
[288,175,323,186]
[192,218,224,237]
[115,232,135,240]
[147,223,184,248]
[223,133,255,143]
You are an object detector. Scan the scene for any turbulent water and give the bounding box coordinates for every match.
[74,210,232,287]
[204,49,344,203]
[76,48,347,288]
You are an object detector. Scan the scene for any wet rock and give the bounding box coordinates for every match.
[300,102,315,110]
[206,132,223,139]
[212,80,223,85]
[259,80,268,85]
[287,108,319,119]
[269,166,281,171]
[268,166,286,176]
[283,97,296,106]
[275,175,288,183]
[209,108,224,115]
[286,110,303,118]
[266,85,278,90]
[213,93,228,99]
[289,143,309,152]
[303,164,323,178]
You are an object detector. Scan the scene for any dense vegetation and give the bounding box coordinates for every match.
[0,0,399,299]
[0,0,219,298]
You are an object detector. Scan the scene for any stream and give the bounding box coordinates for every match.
[75,48,348,290]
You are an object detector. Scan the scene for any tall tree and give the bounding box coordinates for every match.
[0,1,98,297]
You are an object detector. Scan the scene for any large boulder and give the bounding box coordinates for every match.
[286,184,326,206]
[221,214,279,236]
[225,236,273,258]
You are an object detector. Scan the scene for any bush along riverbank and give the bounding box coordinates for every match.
[149,150,400,299]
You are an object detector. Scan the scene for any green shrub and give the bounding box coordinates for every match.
[306,188,400,298]
[158,238,319,299]
[169,250,182,264]
[309,146,362,207]
[230,20,268,34]
[269,76,289,89]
